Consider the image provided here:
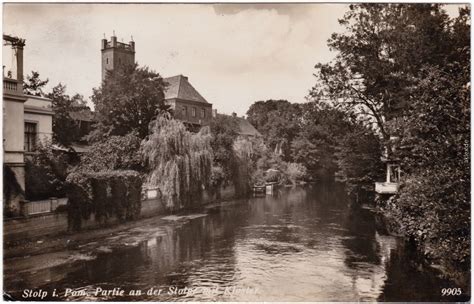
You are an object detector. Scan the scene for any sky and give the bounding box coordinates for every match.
[3,3,463,116]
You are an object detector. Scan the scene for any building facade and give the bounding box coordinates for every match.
[24,95,53,152]
[163,75,213,130]
[3,35,28,199]
[3,34,54,215]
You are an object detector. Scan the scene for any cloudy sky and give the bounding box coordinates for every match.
[3,3,462,115]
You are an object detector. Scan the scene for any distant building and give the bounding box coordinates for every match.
[100,35,212,131]
[230,112,262,140]
[164,75,213,130]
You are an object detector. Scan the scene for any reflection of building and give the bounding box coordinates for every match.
[100,35,212,131]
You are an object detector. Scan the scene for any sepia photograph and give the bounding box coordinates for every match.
[2,2,471,302]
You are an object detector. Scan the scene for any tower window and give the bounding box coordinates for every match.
[106,58,109,64]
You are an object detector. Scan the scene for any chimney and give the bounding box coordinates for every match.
[232,112,237,117]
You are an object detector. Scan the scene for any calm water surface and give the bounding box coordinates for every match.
[4,183,470,301]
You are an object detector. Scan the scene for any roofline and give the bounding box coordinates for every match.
[165,98,213,107]
[25,95,52,102]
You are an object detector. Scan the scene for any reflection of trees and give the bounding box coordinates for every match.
[378,243,470,302]
[341,206,381,269]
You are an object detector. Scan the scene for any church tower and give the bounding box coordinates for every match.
[101,34,135,81]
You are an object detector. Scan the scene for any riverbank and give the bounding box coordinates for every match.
[4,184,238,247]
[374,194,470,289]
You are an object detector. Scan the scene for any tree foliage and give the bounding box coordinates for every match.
[25,141,69,200]
[336,124,384,198]
[210,114,239,184]
[23,71,49,97]
[385,7,470,280]
[310,4,457,147]
[74,132,143,173]
[141,115,213,210]
[47,83,87,147]
[91,64,167,140]
[246,100,301,160]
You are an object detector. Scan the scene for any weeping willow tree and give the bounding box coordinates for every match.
[141,115,213,210]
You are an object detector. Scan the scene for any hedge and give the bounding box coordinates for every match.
[66,170,142,231]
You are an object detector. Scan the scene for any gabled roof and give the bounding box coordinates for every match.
[163,75,209,104]
[237,117,262,137]
[235,116,262,137]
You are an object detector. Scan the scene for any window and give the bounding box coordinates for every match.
[182,106,187,117]
[192,107,196,117]
[201,108,205,118]
[106,58,109,64]
[24,122,37,152]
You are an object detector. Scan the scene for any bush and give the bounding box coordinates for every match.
[391,166,470,283]
[265,169,281,183]
[25,142,69,201]
[79,133,142,172]
[3,165,25,217]
[66,170,142,230]
[285,163,307,185]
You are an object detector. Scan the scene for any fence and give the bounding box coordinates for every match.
[21,198,68,216]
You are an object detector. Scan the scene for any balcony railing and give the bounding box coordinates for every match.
[3,78,22,95]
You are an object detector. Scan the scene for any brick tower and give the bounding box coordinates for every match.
[101,34,135,81]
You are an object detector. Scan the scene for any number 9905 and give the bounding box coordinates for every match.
[441,288,462,296]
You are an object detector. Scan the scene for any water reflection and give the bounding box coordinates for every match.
[4,183,469,301]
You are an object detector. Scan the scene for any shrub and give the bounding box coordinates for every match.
[66,170,142,230]
[285,163,308,185]
[392,166,470,282]
[3,165,25,217]
[25,142,69,200]
[78,132,142,172]
[265,169,281,183]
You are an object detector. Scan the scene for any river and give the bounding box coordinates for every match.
[4,183,469,301]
